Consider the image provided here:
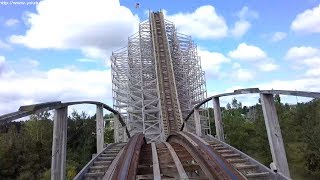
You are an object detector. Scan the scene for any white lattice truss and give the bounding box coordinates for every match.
[111,17,209,142]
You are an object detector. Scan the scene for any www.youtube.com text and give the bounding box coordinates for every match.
[0,1,39,6]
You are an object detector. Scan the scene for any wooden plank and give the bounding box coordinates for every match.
[151,143,161,180]
[163,142,189,180]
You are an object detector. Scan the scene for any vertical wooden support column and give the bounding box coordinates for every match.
[212,97,225,141]
[123,127,128,142]
[51,107,68,180]
[114,114,120,143]
[96,105,104,153]
[194,108,202,136]
[260,93,290,178]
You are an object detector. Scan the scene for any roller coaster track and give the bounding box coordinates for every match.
[75,132,289,180]
[151,12,183,135]
[2,90,318,179]
[3,11,320,180]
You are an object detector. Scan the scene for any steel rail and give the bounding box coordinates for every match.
[0,101,131,138]
[166,132,245,180]
[111,133,146,180]
[182,88,320,128]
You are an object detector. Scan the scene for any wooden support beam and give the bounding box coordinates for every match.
[96,105,104,153]
[260,93,290,178]
[123,127,128,142]
[194,108,202,136]
[114,114,120,143]
[212,97,224,141]
[163,142,189,180]
[51,107,68,180]
[151,143,161,180]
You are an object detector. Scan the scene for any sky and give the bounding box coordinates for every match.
[0,0,319,115]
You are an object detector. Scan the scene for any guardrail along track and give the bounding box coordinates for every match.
[202,135,276,179]
[74,142,126,180]
[151,12,183,136]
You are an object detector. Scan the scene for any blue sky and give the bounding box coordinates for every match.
[0,0,319,115]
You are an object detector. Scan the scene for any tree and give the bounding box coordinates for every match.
[226,103,231,110]
[274,94,281,104]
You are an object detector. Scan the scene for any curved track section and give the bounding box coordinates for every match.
[167,132,245,180]
[74,132,291,180]
[106,133,146,180]
[99,133,246,179]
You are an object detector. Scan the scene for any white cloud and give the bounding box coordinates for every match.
[258,62,279,72]
[21,59,39,67]
[0,56,5,67]
[230,20,251,37]
[228,43,267,61]
[0,56,15,78]
[0,39,11,49]
[232,68,254,81]
[231,64,254,81]
[237,6,259,20]
[198,49,230,69]
[165,5,228,39]
[9,0,139,59]
[5,18,20,27]
[291,4,320,34]
[166,5,257,39]
[0,56,6,76]
[285,46,320,77]
[305,68,320,77]
[232,62,241,69]
[285,46,319,60]
[256,78,320,92]
[76,58,98,63]
[227,43,277,73]
[230,6,258,38]
[198,48,230,77]
[0,66,112,115]
[271,32,287,42]
[0,56,5,62]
